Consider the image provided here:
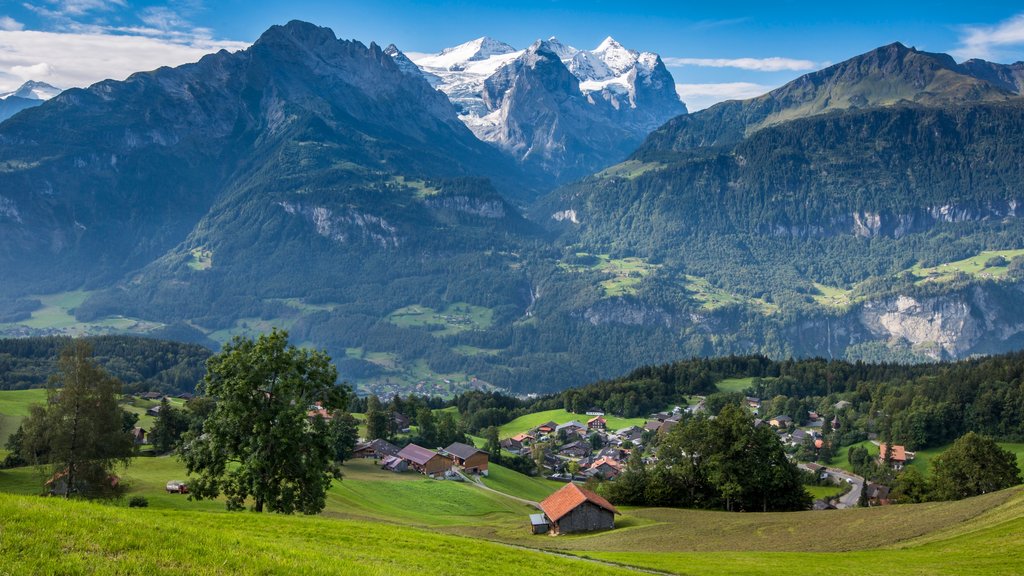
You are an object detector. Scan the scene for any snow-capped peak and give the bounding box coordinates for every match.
[0,80,61,101]
[595,36,622,52]
[418,36,517,70]
[544,37,579,60]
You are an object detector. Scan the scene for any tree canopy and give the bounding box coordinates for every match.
[930,432,1021,501]
[180,329,349,514]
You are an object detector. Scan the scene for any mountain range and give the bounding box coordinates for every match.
[399,35,686,182]
[0,81,61,123]
[2,23,1024,396]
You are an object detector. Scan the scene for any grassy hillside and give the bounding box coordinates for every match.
[0,388,45,447]
[0,493,637,576]
[578,489,1024,575]
[497,409,648,438]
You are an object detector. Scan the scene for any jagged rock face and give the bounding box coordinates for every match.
[959,60,1024,95]
[0,20,519,292]
[404,35,686,182]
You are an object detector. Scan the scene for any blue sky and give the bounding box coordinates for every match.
[3,1,1024,109]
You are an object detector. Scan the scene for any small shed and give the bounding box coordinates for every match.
[539,483,619,534]
[381,455,408,473]
[529,513,550,534]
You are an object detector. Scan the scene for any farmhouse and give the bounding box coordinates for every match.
[352,438,399,459]
[587,415,607,430]
[878,444,914,470]
[536,421,558,434]
[557,441,591,459]
[129,427,147,445]
[146,405,162,417]
[585,407,605,416]
[444,442,489,475]
[770,415,792,428]
[397,444,453,476]
[538,483,619,534]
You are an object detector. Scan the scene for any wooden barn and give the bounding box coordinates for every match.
[538,483,619,534]
[352,438,399,459]
[444,442,489,476]
[397,443,452,477]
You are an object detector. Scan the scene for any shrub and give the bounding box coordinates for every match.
[128,496,149,508]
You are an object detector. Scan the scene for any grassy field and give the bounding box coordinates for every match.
[480,463,565,502]
[496,409,647,438]
[715,377,755,394]
[595,160,666,180]
[559,253,659,298]
[576,489,1024,575]
[804,484,843,500]
[187,247,213,271]
[830,440,1024,476]
[0,388,47,445]
[811,282,858,309]
[387,303,494,336]
[0,290,165,337]
[0,492,636,576]
[684,275,777,314]
[911,249,1024,285]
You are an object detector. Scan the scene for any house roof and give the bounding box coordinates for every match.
[511,433,534,442]
[587,415,606,424]
[556,421,585,431]
[538,421,558,429]
[397,443,441,465]
[540,483,619,523]
[355,438,399,454]
[879,443,908,462]
[773,415,792,422]
[445,442,487,460]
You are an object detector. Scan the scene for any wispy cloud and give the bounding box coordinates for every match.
[676,82,775,111]
[0,16,25,31]
[0,29,248,92]
[689,17,752,31]
[951,12,1024,61]
[664,56,819,72]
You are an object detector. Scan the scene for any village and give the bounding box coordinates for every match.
[305,397,915,535]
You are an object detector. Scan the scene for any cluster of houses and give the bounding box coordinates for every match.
[499,408,689,482]
[351,437,492,479]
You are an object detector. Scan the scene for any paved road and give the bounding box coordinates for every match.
[824,467,864,509]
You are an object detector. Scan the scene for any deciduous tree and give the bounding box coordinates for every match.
[180,329,348,514]
[931,432,1021,501]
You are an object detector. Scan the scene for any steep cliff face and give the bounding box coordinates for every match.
[857,283,1024,358]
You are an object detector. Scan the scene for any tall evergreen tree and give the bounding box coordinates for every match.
[20,340,133,498]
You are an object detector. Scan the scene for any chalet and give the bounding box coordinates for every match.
[444,442,489,475]
[585,407,605,416]
[831,415,841,430]
[658,419,678,436]
[381,455,408,473]
[129,427,147,445]
[878,444,914,470]
[556,421,587,435]
[791,429,809,445]
[536,421,558,435]
[352,439,399,459]
[146,405,162,417]
[643,420,663,433]
[746,397,761,409]
[770,415,792,428]
[397,444,452,476]
[306,408,333,421]
[586,457,622,480]
[538,483,619,534]
[615,426,644,444]
[557,441,591,459]
[865,482,892,506]
[141,392,163,401]
[391,412,412,433]
[177,393,195,400]
[649,412,672,422]
[587,415,607,431]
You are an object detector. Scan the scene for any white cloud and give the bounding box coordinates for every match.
[0,16,25,31]
[951,12,1024,61]
[0,30,249,92]
[676,82,775,111]
[11,62,54,80]
[664,56,819,72]
[25,0,127,18]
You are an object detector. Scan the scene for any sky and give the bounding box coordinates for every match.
[2,1,1024,110]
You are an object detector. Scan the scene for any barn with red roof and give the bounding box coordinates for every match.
[537,483,619,534]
